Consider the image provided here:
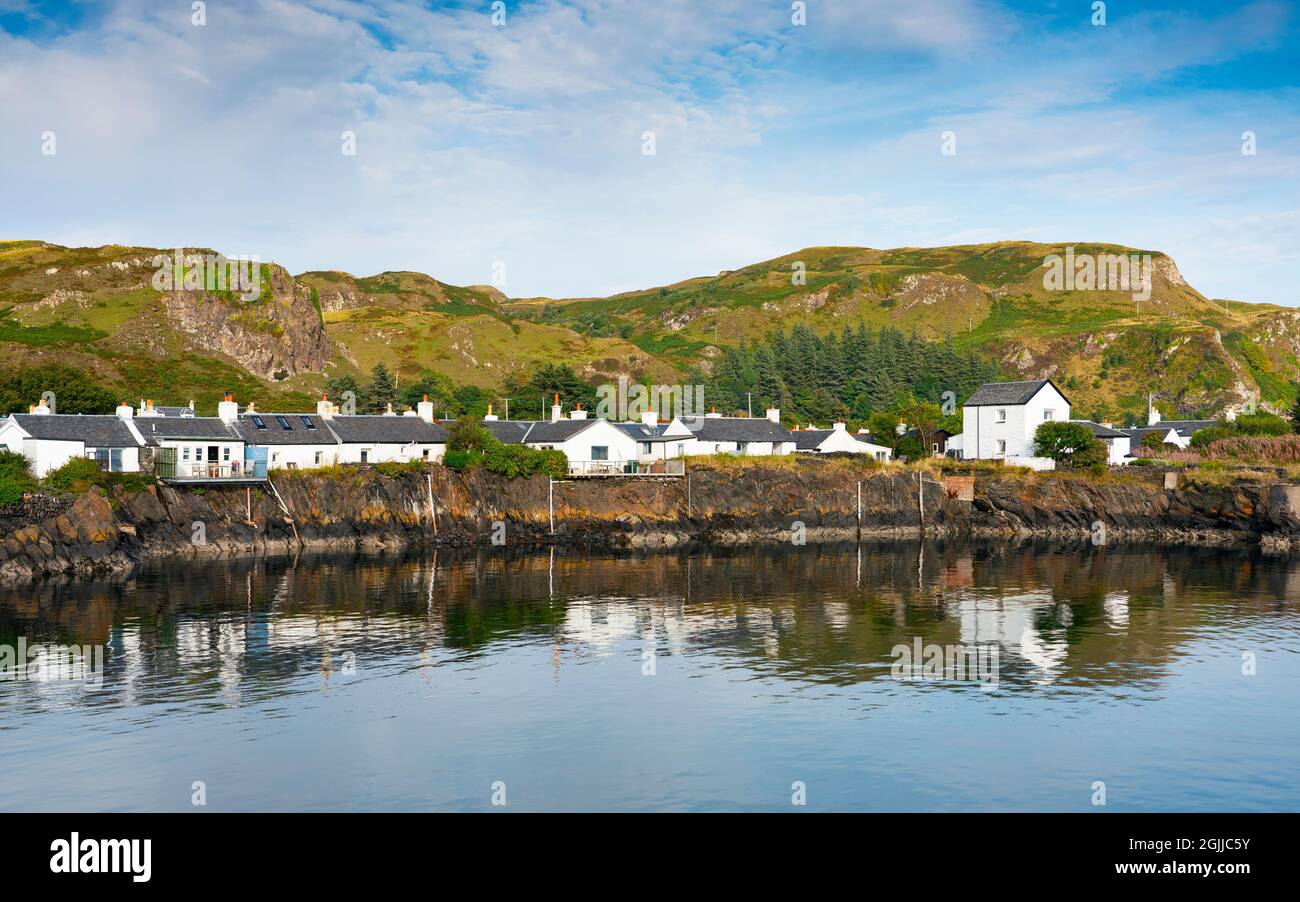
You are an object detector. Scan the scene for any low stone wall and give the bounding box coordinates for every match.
[2,460,1299,582]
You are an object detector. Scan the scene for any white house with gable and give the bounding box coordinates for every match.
[961,379,1070,470]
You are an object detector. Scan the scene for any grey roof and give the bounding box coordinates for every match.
[233,413,337,444]
[853,432,890,446]
[614,422,671,441]
[964,380,1068,408]
[521,419,601,443]
[683,416,791,443]
[480,420,536,445]
[9,414,140,448]
[135,416,241,444]
[1070,419,1128,439]
[792,429,836,450]
[325,415,448,444]
[1119,420,1216,440]
[153,406,194,417]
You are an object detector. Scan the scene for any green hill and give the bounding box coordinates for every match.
[1,238,1295,421]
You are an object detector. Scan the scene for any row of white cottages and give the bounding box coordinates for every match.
[4,379,1195,481]
[0,394,896,480]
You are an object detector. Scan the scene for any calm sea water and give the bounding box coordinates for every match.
[1,541,1297,812]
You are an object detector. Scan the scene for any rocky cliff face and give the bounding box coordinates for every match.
[3,462,1300,583]
[163,264,329,380]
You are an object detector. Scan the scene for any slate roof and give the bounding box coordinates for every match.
[853,432,891,446]
[479,420,537,445]
[135,417,242,444]
[8,414,141,448]
[684,416,791,443]
[325,415,448,444]
[614,422,671,442]
[153,406,194,417]
[964,380,1068,408]
[1119,420,1217,441]
[521,419,602,443]
[792,429,835,450]
[232,413,337,445]
[1069,419,1128,439]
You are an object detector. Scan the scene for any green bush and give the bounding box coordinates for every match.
[443,449,482,469]
[0,449,33,485]
[42,457,106,491]
[1232,412,1291,436]
[446,418,495,453]
[483,443,566,479]
[0,477,25,508]
[1033,421,1106,469]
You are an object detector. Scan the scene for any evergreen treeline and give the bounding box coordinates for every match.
[696,324,999,424]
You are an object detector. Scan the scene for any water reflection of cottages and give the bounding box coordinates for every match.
[0,541,1295,710]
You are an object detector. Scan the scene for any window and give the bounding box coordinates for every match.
[275,415,292,431]
[1043,408,1055,421]
[300,416,316,430]
[286,462,297,470]
[182,446,190,461]
[422,449,430,460]
[996,439,1006,455]
[932,443,940,453]
[314,451,322,465]
[640,442,652,455]
[676,443,685,457]
[251,415,267,430]
[360,450,369,463]
[222,447,230,461]
[996,408,1006,423]
[738,441,749,454]
[591,446,609,461]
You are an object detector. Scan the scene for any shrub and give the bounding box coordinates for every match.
[1190,425,1234,448]
[1033,421,1105,469]
[0,477,25,508]
[482,443,567,479]
[443,449,482,469]
[1232,412,1291,436]
[0,449,33,486]
[1140,431,1170,451]
[42,457,106,492]
[446,418,495,453]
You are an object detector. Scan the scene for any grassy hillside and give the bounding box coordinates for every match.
[2,238,1296,422]
[509,241,1294,422]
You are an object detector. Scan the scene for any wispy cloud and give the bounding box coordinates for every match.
[1,0,1295,303]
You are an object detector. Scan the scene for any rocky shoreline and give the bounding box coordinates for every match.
[3,459,1299,582]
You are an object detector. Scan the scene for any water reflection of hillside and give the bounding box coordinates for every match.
[0,541,1296,709]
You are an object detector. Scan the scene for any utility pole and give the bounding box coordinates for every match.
[502,397,510,420]
[747,392,752,417]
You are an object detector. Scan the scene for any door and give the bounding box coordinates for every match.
[207,446,218,477]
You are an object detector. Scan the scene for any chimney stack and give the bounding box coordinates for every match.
[317,394,335,419]
[417,394,436,423]
[832,421,846,431]
[217,393,238,423]
[766,407,780,424]
[551,393,562,423]
[33,398,52,416]
[483,401,498,422]
[570,403,587,420]
[116,401,134,419]
[641,409,658,428]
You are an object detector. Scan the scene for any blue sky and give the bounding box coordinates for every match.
[1,0,1297,302]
